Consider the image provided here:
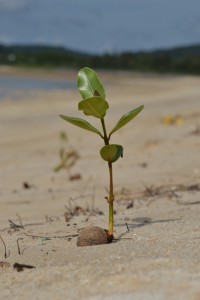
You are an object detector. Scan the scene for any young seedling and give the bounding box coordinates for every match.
[54,131,80,178]
[60,67,144,245]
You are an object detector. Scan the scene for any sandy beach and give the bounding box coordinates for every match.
[0,68,200,300]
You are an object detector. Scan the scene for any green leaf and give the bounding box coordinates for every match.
[109,105,144,137]
[78,96,109,119]
[100,144,123,163]
[59,115,102,137]
[77,67,106,100]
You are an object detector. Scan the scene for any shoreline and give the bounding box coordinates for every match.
[0,65,78,81]
[1,65,197,80]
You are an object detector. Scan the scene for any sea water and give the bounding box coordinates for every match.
[0,75,75,98]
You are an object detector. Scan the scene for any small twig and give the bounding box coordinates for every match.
[91,185,95,211]
[125,222,130,231]
[176,200,200,206]
[8,219,23,230]
[16,214,24,229]
[53,234,79,239]
[24,233,51,239]
[17,238,23,255]
[0,235,9,258]
[24,233,79,239]
[126,201,134,209]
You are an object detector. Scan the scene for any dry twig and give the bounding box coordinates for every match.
[0,235,10,258]
[24,233,79,239]
[115,183,200,207]
[17,238,23,255]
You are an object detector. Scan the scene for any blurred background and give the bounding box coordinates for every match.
[0,0,200,74]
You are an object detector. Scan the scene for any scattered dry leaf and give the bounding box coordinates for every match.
[69,173,82,181]
[190,126,200,136]
[162,115,184,125]
[0,261,10,268]
[13,263,36,272]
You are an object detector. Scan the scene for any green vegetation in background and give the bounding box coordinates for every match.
[0,44,200,74]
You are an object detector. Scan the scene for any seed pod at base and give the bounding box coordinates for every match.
[77,226,109,247]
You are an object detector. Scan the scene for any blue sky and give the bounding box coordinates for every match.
[0,0,200,54]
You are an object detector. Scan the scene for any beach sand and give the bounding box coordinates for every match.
[0,68,200,300]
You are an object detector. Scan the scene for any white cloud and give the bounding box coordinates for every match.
[0,0,26,11]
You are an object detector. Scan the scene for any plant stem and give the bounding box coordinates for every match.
[101,118,114,238]
[101,118,109,145]
[108,161,114,236]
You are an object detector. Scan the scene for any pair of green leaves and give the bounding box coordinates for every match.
[60,67,144,141]
[60,67,108,138]
[78,67,109,119]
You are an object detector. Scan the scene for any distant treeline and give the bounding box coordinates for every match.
[0,44,200,74]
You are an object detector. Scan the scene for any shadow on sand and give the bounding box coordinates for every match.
[114,217,180,241]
